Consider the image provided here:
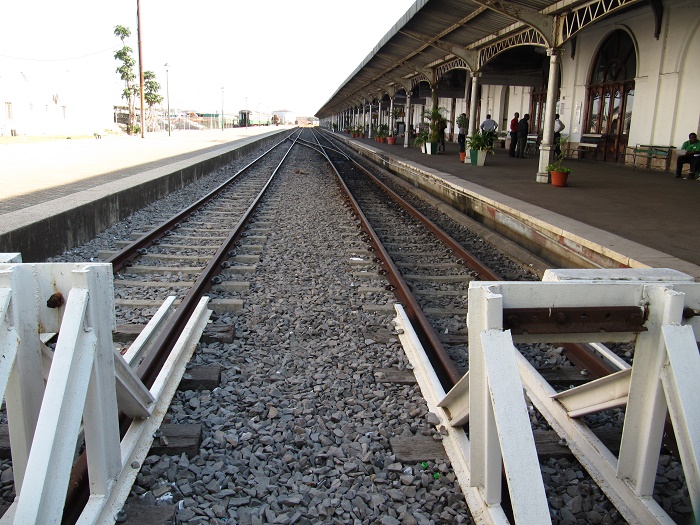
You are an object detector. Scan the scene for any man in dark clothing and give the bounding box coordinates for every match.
[515,114,530,158]
[438,118,448,152]
[509,112,519,157]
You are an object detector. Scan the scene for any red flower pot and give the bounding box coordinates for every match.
[550,171,569,187]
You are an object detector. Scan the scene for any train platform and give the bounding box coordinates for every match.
[0,127,289,262]
[341,132,700,279]
[0,127,288,215]
[1,127,698,280]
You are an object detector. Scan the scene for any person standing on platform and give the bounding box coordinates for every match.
[554,114,565,158]
[675,132,700,179]
[439,117,448,152]
[509,112,519,157]
[515,114,530,158]
[457,120,466,153]
[480,114,498,133]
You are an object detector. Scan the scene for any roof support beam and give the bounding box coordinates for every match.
[399,30,477,71]
[469,0,553,46]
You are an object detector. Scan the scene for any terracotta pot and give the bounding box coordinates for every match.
[387,136,396,145]
[459,151,467,162]
[550,171,569,187]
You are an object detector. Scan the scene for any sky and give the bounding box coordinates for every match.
[0,0,417,118]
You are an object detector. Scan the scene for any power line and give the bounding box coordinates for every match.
[0,45,119,62]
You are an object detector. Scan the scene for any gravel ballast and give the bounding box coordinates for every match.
[3,137,688,524]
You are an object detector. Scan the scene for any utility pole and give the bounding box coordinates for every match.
[165,63,170,137]
[137,0,145,138]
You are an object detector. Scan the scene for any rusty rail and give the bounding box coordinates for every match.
[63,132,301,524]
[106,131,296,273]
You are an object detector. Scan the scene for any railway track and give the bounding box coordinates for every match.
[0,128,693,525]
[310,129,693,525]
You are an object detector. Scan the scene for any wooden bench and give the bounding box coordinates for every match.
[565,134,604,160]
[621,144,674,171]
[495,131,508,148]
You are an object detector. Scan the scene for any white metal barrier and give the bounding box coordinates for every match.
[394,268,699,525]
[0,257,211,524]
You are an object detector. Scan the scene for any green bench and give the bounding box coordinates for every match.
[622,144,674,171]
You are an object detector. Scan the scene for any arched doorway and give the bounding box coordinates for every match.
[585,30,637,162]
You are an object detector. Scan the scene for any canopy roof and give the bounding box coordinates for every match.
[315,0,653,117]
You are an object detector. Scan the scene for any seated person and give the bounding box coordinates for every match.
[675,132,700,179]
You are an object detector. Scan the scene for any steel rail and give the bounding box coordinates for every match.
[135,134,298,389]
[106,130,298,273]
[321,131,617,379]
[317,132,686,523]
[62,131,302,525]
[308,131,462,389]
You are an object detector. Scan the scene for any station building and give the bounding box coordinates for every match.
[316,0,699,182]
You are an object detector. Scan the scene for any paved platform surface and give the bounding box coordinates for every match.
[1,127,697,276]
[346,134,700,274]
[0,127,286,215]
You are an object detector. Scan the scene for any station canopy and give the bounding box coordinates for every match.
[315,0,654,118]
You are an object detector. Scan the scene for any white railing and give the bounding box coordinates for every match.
[0,256,211,524]
[395,268,699,524]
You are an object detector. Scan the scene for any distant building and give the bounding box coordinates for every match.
[0,69,114,136]
[272,110,295,125]
[295,116,319,127]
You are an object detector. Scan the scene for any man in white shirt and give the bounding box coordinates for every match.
[554,113,565,157]
[480,114,498,133]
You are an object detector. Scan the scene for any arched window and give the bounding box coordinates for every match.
[585,30,636,162]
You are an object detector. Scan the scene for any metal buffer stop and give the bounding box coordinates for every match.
[394,267,700,525]
[0,254,211,524]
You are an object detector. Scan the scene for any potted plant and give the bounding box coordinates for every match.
[465,129,497,166]
[546,157,573,186]
[387,109,399,144]
[456,113,468,162]
[378,123,389,143]
[413,127,429,153]
[424,107,445,155]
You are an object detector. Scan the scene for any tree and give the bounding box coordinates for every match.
[113,25,139,135]
[143,71,163,131]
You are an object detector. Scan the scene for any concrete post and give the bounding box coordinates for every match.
[362,99,366,136]
[469,73,480,137]
[389,97,395,136]
[369,101,374,139]
[404,92,412,148]
[537,48,563,183]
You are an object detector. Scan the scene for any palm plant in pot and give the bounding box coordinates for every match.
[378,123,389,143]
[413,126,429,153]
[423,107,445,155]
[465,129,497,166]
[546,156,573,187]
